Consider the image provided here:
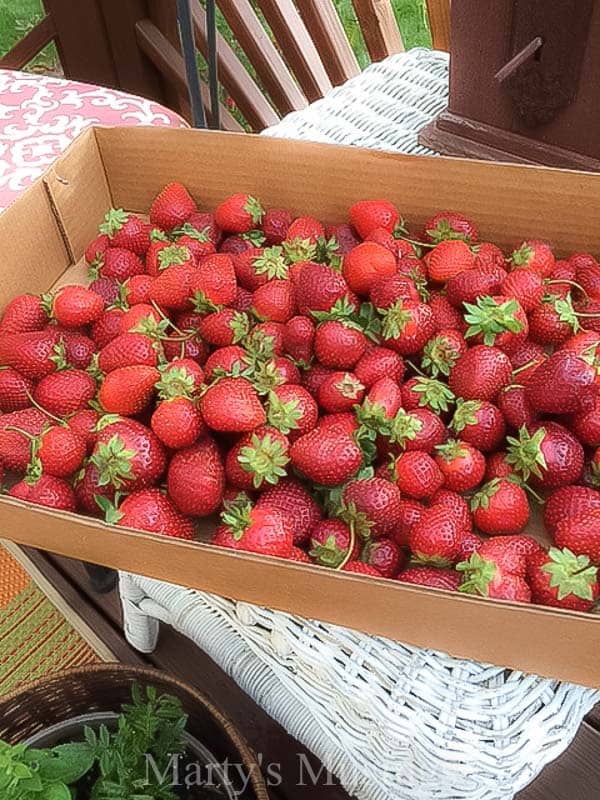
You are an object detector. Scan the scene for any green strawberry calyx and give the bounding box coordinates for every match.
[426,218,470,244]
[451,399,482,433]
[463,296,524,346]
[505,425,547,481]
[309,533,349,568]
[156,366,198,401]
[334,373,365,400]
[542,547,598,601]
[149,227,169,243]
[543,292,581,334]
[422,334,461,377]
[457,553,498,596]
[253,246,289,280]
[283,237,317,264]
[315,235,342,271]
[94,494,123,525]
[131,315,170,340]
[335,500,374,541]
[91,435,137,489]
[379,299,414,341]
[410,377,455,414]
[266,391,302,434]
[221,494,254,540]
[388,408,422,447]
[99,207,128,237]
[157,244,191,270]
[191,290,222,315]
[240,229,266,246]
[511,243,533,267]
[244,195,265,225]
[470,478,501,512]
[434,438,470,464]
[172,222,210,242]
[237,431,289,490]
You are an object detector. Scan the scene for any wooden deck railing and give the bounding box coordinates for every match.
[0,0,450,131]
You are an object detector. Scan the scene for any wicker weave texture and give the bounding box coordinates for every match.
[119,50,600,800]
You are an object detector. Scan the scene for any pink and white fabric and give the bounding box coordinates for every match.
[0,69,187,211]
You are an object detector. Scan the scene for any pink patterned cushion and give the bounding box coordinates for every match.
[0,69,188,211]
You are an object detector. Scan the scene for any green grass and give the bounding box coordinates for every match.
[0,0,59,72]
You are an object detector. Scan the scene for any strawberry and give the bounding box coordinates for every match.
[0,294,47,334]
[98,333,158,373]
[33,426,86,478]
[574,297,600,333]
[262,208,292,245]
[450,399,505,451]
[267,384,318,437]
[341,561,383,576]
[391,407,446,454]
[458,551,531,603]
[318,412,359,436]
[401,376,455,414]
[295,262,351,315]
[105,489,195,540]
[150,182,196,230]
[97,247,145,281]
[342,477,403,538]
[151,397,204,449]
[511,240,554,276]
[89,277,120,305]
[396,566,461,590]
[527,547,598,611]
[427,239,475,283]
[392,499,425,546]
[34,369,96,416]
[528,294,579,345]
[501,268,544,312]
[198,309,249,347]
[215,193,264,233]
[544,485,600,537]
[445,264,505,308]
[91,308,125,348]
[361,537,405,577]
[167,437,225,516]
[314,321,367,369]
[554,510,600,564]
[508,338,546,371]
[366,228,413,260]
[98,365,159,415]
[146,242,195,277]
[182,211,221,245]
[463,295,528,352]
[119,304,162,336]
[524,351,596,414]
[471,478,529,535]
[354,346,405,388]
[318,371,365,413]
[423,211,478,244]
[448,345,512,401]
[309,519,359,567]
[421,329,466,378]
[159,358,204,396]
[91,419,166,491]
[0,408,47,470]
[506,422,584,488]
[434,440,485,492]
[428,294,464,332]
[431,489,473,533]
[0,329,60,379]
[282,315,315,364]
[234,247,286,290]
[201,377,266,432]
[569,252,598,272]
[290,426,363,486]
[204,345,246,381]
[85,233,109,267]
[358,376,403,427]
[225,425,289,490]
[55,332,95,371]
[252,279,296,323]
[67,408,100,453]
[369,274,420,309]
[218,497,293,558]
[547,259,577,297]
[190,253,237,309]
[251,322,285,356]
[290,547,311,563]
[149,263,196,310]
[476,243,506,268]
[568,397,600,446]
[0,367,33,411]
[9,474,76,512]
[256,478,322,545]
[99,208,151,255]
[497,385,536,430]
[349,199,400,238]
[380,299,436,355]
[343,242,396,295]
[393,450,444,499]
[222,233,265,255]
[409,506,466,566]
[456,530,482,560]
[175,228,216,262]
[284,216,324,263]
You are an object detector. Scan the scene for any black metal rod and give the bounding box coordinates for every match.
[206,0,220,129]
[177,0,206,128]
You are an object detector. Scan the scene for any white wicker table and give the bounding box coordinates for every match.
[119,49,600,800]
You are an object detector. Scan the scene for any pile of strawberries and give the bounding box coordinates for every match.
[1,182,600,612]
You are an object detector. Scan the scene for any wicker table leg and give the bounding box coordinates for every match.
[119,572,160,653]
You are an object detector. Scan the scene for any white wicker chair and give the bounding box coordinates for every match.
[119,50,600,800]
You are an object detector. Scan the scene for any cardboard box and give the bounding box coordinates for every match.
[1,126,599,687]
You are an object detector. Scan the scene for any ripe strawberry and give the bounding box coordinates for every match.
[267,384,318,437]
[390,407,446,454]
[318,412,359,436]
[215,193,264,233]
[448,345,512,401]
[547,259,577,297]
[451,399,505,452]
[98,365,159,415]
[423,211,478,244]
[107,489,196,540]
[257,478,322,545]
[434,440,485,492]
[89,277,120,306]
[67,408,100,453]
[354,346,405,388]
[151,397,204,449]
[225,425,289,491]
[167,437,225,516]
[150,182,196,230]
[159,358,204,396]
[0,408,47,470]
[342,477,403,538]
[463,295,528,352]
[409,506,466,565]
[421,329,466,378]
[251,322,285,356]
[218,498,293,558]
[528,294,579,346]
[0,294,47,334]
[511,240,554,276]
[349,199,400,238]
[92,418,166,490]
[393,450,444,499]
[427,239,475,283]
[574,297,600,333]
[429,294,464,331]
[445,264,505,308]
[85,233,109,267]
[318,371,365,413]
[99,208,152,255]
[342,242,396,295]
[361,537,405,577]
[190,253,237,308]
[341,561,383,577]
[149,263,196,310]
[234,247,285,290]
[290,426,362,486]
[471,478,529,535]
[326,223,361,255]
[508,338,546,371]
[567,397,600,446]
[366,228,413,259]
[458,552,531,603]
[396,566,461,590]
[528,547,598,611]
[524,351,596,414]
[295,262,351,315]
[221,233,265,255]
[554,509,600,564]
[252,279,296,323]
[369,274,419,309]
[501,268,544,312]
[314,321,367,369]
[544,485,600,537]
[33,426,86,478]
[182,211,221,245]
[456,530,483,560]
[0,367,33,411]
[283,315,315,364]
[91,308,125,348]
[9,474,76,512]
[431,489,473,533]
[284,216,324,262]
[380,299,436,355]
[146,242,195,277]
[98,333,158,374]
[204,345,246,381]
[34,369,96,416]
[201,377,266,432]
[198,309,249,347]
[53,332,95,371]
[569,252,598,272]
[118,304,162,336]
[97,247,145,281]
[506,422,584,488]
[262,207,292,245]
[497,386,536,430]
[0,329,60,380]
[358,377,403,428]
[392,499,425,546]
[175,228,216,262]
[309,519,359,567]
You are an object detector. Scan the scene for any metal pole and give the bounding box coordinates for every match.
[176,0,206,128]
[206,0,220,129]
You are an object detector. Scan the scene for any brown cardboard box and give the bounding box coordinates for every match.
[1,126,599,686]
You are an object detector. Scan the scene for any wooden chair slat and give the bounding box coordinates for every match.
[0,15,56,70]
[217,0,308,116]
[425,0,451,51]
[190,3,279,130]
[351,0,404,62]
[254,0,332,102]
[296,0,360,86]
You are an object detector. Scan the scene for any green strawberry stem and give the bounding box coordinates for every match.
[150,300,186,337]
[335,525,356,572]
[546,278,588,297]
[395,234,436,250]
[24,390,67,427]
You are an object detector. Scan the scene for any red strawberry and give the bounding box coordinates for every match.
[471,478,529,535]
[456,530,483,560]
[107,489,195,540]
[528,547,598,611]
[343,242,396,295]
[9,474,76,512]
[341,561,383,577]
[53,332,95,371]
[309,519,359,567]
[0,367,33,411]
[318,412,359,436]
[359,376,403,425]
[99,208,151,255]
[528,294,579,346]
[167,437,225,516]
[431,489,473,533]
[366,228,413,260]
[91,308,125,348]
[91,419,166,491]
[423,211,478,244]
[146,242,195,277]
[98,333,158,373]
[89,277,121,306]
[204,345,246,381]
[349,199,400,238]
[290,426,362,486]
[450,399,505,452]
[393,450,444,499]
[554,510,600,564]
[0,294,47,334]
[150,182,196,230]
[118,304,162,335]
[445,265,505,308]
[218,498,293,558]
[0,408,47,470]
[389,407,446,454]
[151,397,204,449]
[524,351,596,415]
[448,345,512,401]
[282,315,315,364]
[409,506,466,566]
[326,223,361,255]
[225,425,289,491]
[97,247,145,281]
[314,321,367,369]
[159,358,204,396]
[342,477,403,538]
[318,371,365,413]
[429,294,465,332]
[392,499,425,546]
[67,408,100,453]
[511,240,554,276]
[421,329,466,378]
[198,309,249,347]
[252,279,296,323]
[544,485,600,537]
[98,365,159,415]
[434,440,485,492]
[267,384,318,437]
[234,247,286,290]
[361,537,405,577]
[295,262,351,315]
[401,376,455,415]
[501,268,544,312]
[498,385,537,430]
[427,239,475,283]
[458,551,531,603]
[190,253,237,309]
[183,211,221,245]
[547,259,577,297]
[506,422,584,488]
[355,346,405,388]
[85,233,109,268]
[33,426,86,478]
[284,216,324,262]
[369,274,419,309]
[0,329,60,380]
[176,229,216,262]
[215,193,264,233]
[149,264,196,310]
[380,299,436,355]
[201,377,266,432]
[463,295,528,352]
[396,566,461,591]
[508,338,546,371]
[257,478,321,545]
[262,207,292,245]
[34,369,96,416]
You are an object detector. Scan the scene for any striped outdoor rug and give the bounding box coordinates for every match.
[0,545,101,695]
